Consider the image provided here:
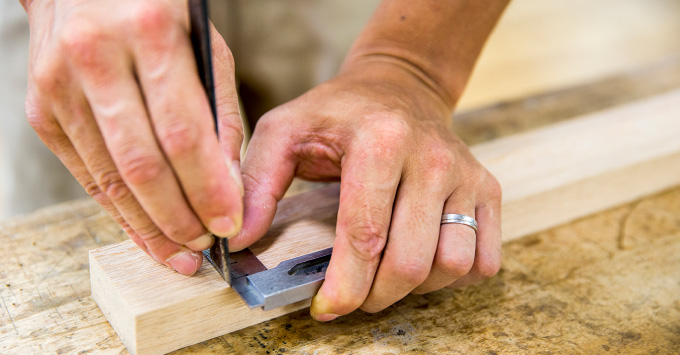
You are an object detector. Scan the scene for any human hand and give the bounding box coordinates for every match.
[22,0,244,274]
[230,60,502,320]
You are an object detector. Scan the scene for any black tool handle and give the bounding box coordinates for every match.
[189,0,232,286]
[188,0,218,134]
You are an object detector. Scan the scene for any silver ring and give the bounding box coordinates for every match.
[441,214,478,232]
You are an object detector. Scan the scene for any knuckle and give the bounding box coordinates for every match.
[422,149,456,186]
[97,170,132,202]
[254,114,278,134]
[370,111,408,134]
[31,60,62,94]
[165,222,205,245]
[157,121,201,157]
[130,222,181,256]
[473,254,501,279]
[24,95,71,146]
[429,148,456,173]
[240,169,263,194]
[399,257,431,286]
[365,118,409,155]
[83,180,105,200]
[24,97,48,130]
[345,222,388,262]
[59,19,104,62]
[117,151,165,186]
[85,180,121,222]
[135,226,167,247]
[219,115,244,144]
[150,211,207,245]
[130,2,173,33]
[117,218,133,234]
[465,165,485,185]
[437,251,475,278]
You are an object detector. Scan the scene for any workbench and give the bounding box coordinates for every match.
[2,57,680,354]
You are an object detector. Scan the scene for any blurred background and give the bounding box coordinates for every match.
[1,0,680,219]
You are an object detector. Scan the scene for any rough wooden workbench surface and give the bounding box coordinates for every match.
[2,58,680,354]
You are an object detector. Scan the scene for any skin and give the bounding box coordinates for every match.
[21,0,508,321]
[230,0,509,320]
[20,0,245,275]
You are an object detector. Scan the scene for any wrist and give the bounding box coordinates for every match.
[342,48,463,112]
[340,0,508,115]
[338,57,454,122]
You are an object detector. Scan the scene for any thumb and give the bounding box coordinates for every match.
[210,23,245,197]
[228,114,297,251]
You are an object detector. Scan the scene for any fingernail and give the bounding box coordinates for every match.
[185,233,215,251]
[208,216,241,239]
[310,292,338,321]
[166,251,201,275]
[313,313,340,322]
[228,160,244,197]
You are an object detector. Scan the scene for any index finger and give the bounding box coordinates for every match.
[129,7,243,238]
[310,142,402,321]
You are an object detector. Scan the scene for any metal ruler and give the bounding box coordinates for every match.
[204,246,332,310]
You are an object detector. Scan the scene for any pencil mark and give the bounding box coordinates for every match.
[85,226,102,245]
[70,284,81,302]
[46,286,64,320]
[37,286,45,301]
[1,295,19,335]
[37,251,68,285]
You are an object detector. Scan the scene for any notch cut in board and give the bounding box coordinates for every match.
[90,90,680,354]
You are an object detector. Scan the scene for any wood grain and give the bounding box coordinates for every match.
[2,57,679,354]
[480,89,680,238]
[453,54,680,145]
[90,242,311,355]
[90,90,680,354]
[458,0,680,110]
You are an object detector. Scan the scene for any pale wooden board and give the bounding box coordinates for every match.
[478,89,680,238]
[458,0,680,111]
[90,89,680,354]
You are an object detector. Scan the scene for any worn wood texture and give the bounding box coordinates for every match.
[89,186,341,354]
[89,89,680,354]
[5,183,680,354]
[2,59,680,354]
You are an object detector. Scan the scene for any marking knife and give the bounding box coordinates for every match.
[188,0,333,311]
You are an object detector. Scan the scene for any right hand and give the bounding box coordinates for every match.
[22,0,244,275]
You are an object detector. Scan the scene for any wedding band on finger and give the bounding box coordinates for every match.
[441,213,478,233]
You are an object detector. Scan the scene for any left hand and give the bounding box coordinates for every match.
[230,60,502,321]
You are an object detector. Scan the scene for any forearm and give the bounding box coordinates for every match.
[342,0,509,110]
